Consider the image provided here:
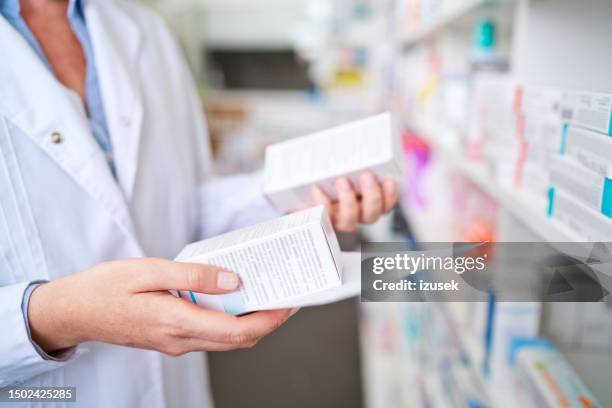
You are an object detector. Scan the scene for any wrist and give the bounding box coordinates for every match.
[28,280,82,353]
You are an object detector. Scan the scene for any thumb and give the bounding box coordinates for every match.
[130,258,240,294]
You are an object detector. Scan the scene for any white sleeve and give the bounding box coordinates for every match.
[199,171,283,239]
[0,282,80,387]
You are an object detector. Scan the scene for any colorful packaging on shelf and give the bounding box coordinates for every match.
[562,125,612,178]
[487,302,541,386]
[515,85,563,118]
[510,339,602,408]
[467,72,517,158]
[562,90,612,136]
[451,176,498,242]
[175,206,342,315]
[548,188,612,241]
[549,156,612,218]
[263,112,402,212]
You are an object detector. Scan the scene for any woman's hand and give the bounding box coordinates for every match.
[28,258,294,356]
[311,171,398,232]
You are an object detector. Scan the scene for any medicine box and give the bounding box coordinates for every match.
[263,112,402,212]
[522,114,564,152]
[549,188,612,242]
[175,205,342,314]
[521,160,550,199]
[549,156,612,218]
[488,302,541,385]
[562,90,612,136]
[468,72,517,149]
[516,85,563,118]
[563,124,612,178]
[513,341,602,408]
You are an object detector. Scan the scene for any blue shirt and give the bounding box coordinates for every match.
[0,0,113,360]
[0,0,115,175]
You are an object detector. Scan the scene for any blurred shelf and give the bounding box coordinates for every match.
[401,0,514,50]
[433,140,582,243]
[438,302,486,372]
[405,127,584,244]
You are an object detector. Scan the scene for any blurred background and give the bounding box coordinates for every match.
[138,0,612,406]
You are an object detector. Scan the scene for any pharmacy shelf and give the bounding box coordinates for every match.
[416,131,584,244]
[437,303,520,408]
[401,0,510,49]
[438,303,486,374]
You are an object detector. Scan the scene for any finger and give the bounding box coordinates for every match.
[131,258,240,294]
[310,185,333,214]
[359,172,383,224]
[180,304,293,345]
[382,179,399,213]
[334,177,359,232]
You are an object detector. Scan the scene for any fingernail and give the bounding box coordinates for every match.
[217,271,239,290]
[290,307,300,317]
[337,178,351,192]
[363,173,377,187]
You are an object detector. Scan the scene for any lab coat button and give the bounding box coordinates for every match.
[50,132,64,144]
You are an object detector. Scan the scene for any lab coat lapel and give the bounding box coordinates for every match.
[86,0,144,201]
[0,17,136,239]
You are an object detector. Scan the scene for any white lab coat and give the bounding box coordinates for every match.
[0,1,279,407]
